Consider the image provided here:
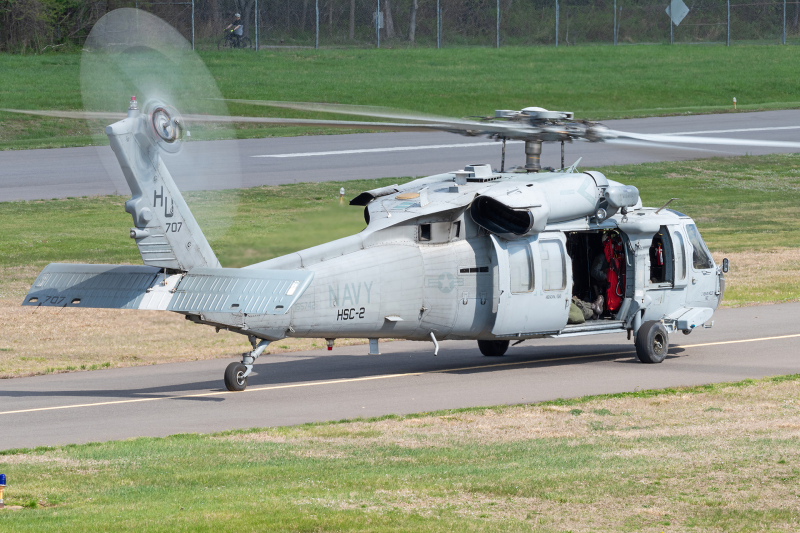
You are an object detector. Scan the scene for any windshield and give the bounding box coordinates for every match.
[685,224,714,270]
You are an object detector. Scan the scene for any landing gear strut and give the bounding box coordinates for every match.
[224,335,271,391]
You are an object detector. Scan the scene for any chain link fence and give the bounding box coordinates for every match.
[4,0,800,51]
[181,0,800,49]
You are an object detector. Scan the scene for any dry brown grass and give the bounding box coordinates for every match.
[1,248,797,378]
[712,248,800,307]
[0,294,369,378]
[229,379,800,531]
[232,380,800,448]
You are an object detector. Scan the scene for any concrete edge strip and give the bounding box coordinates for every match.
[1,333,798,417]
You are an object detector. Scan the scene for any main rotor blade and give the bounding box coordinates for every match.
[609,130,800,150]
[2,107,525,135]
[183,114,438,132]
[223,99,544,138]
[604,138,732,154]
[2,108,126,121]
[223,98,482,126]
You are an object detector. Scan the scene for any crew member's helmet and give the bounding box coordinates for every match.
[235,13,240,17]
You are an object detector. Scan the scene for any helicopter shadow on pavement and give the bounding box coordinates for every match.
[246,340,686,382]
[432,343,685,374]
[0,343,686,404]
[612,347,687,364]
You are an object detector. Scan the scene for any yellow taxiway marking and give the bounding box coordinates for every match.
[1,333,798,417]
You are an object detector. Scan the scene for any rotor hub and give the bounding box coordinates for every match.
[145,101,184,153]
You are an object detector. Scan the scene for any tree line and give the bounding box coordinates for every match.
[3,0,798,52]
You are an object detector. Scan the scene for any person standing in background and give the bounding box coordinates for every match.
[226,13,243,47]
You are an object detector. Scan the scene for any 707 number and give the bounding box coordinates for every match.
[165,222,182,233]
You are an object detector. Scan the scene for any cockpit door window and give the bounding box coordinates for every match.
[674,230,687,281]
[685,224,714,270]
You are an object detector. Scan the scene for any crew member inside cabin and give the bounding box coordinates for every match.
[588,231,625,315]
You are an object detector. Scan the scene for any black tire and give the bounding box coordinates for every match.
[239,36,252,49]
[217,36,231,50]
[224,362,248,391]
[635,320,669,364]
[478,339,509,357]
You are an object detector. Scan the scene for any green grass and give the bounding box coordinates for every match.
[2,154,800,305]
[603,153,800,251]
[0,374,798,531]
[3,45,800,149]
[0,178,382,273]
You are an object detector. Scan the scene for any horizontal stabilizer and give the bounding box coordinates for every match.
[168,268,314,316]
[22,264,163,309]
[23,264,314,316]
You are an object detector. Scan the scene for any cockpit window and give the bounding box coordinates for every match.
[685,224,714,270]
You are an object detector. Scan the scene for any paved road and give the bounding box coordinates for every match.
[2,110,800,201]
[1,302,798,450]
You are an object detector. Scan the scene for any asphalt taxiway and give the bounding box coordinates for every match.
[1,302,798,450]
[2,110,799,449]
[2,109,800,201]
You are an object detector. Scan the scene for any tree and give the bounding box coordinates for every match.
[349,0,355,39]
[382,0,395,39]
[210,0,220,27]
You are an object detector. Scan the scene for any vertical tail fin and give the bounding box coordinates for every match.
[107,108,220,271]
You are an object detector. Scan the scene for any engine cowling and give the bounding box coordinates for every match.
[469,172,639,238]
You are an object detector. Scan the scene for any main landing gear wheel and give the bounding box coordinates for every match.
[635,320,669,364]
[478,339,509,357]
[224,362,248,391]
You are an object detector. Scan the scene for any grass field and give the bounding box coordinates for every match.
[0,374,798,531]
[1,153,800,378]
[3,45,800,149]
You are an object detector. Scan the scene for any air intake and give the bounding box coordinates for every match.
[470,196,534,236]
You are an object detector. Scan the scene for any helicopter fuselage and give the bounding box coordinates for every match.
[21,111,725,391]
[185,168,723,347]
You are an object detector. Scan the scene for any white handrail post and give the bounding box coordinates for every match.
[555,0,559,46]
[783,0,787,45]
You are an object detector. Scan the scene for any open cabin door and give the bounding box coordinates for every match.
[491,234,571,336]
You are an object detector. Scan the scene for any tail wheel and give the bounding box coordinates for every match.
[224,362,248,391]
[635,320,669,364]
[477,340,509,357]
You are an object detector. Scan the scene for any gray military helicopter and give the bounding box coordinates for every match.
[13,9,800,391]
